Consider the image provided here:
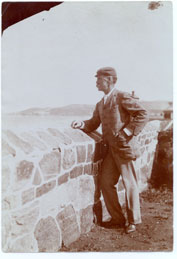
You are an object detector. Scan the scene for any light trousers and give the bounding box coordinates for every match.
[100,147,141,225]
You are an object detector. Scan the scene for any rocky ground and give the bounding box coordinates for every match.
[60,185,173,252]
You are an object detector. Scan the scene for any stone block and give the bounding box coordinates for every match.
[76,145,86,163]
[2,194,20,210]
[39,151,61,180]
[147,141,155,153]
[140,147,145,154]
[36,180,56,198]
[14,160,34,190]
[87,143,93,162]
[1,212,11,250]
[80,205,93,234]
[56,205,80,247]
[22,188,35,205]
[67,178,93,210]
[58,173,69,185]
[70,165,83,179]
[32,168,42,185]
[141,158,144,165]
[134,158,141,169]
[138,136,141,142]
[64,128,92,142]
[62,148,75,170]
[37,131,60,148]
[16,160,34,182]
[84,163,92,175]
[140,165,149,180]
[66,179,80,207]
[39,184,69,217]
[20,132,47,150]
[2,164,11,194]
[11,202,39,238]
[1,139,16,157]
[76,177,95,209]
[8,233,38,252]
[145,139,151,145]
[141,140,144,146]
[141,134,147,139]
[147,153,151,163]
[141,152,148,165]
[140,172,148,185]
[48,128,72,145]
[4,130,33,154]
[34,216,61,252]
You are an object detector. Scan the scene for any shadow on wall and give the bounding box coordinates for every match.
[150,128,173,189]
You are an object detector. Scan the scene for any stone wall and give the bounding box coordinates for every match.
[1,120,162,252]
[133,120,162,191]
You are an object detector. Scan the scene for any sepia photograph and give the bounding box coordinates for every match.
[1,0,174,254]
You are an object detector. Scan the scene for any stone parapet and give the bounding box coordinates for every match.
[1,120,162,252]
[133,120,161,192]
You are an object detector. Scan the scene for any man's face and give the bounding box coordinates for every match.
[96,76,109,93]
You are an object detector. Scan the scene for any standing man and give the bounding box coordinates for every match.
[71,67,149,233]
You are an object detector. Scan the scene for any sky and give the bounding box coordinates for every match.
[1,1,173,113]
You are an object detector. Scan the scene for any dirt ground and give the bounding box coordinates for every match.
[61,185,173,252]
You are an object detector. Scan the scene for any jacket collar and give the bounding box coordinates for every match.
[104,87,117,106]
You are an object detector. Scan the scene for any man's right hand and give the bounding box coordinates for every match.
[71,120,84,129]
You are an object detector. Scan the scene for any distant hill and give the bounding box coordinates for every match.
[15,107,51,116]
[140,101,172,112]
[50,104,94,116]
[11,101,172,116]
[13,104,95,116]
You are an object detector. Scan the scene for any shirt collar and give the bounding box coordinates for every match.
[104,87,115,98]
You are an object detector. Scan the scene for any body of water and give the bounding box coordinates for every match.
[2,115,91,133]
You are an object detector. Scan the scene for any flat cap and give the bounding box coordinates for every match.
[95,67,117,78]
